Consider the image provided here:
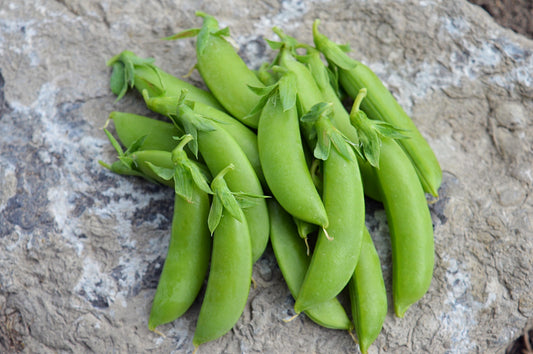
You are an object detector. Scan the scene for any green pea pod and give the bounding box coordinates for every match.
[107,50,224,110]
[194,12,264,128]
[312,20,442,197]
[374,137,434,317]
[193,167,252,347]
[258,92,328,228]
[198,127,269,263]
[349,227,388,354]
[143,94,264,185]
[268,200,353,330]
[148,187,211,331]
[294,140,364,314]
[109,111,181,152]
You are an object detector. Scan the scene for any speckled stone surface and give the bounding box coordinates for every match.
[0,0,532,353]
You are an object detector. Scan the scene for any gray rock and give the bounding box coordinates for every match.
[0,0,532,353]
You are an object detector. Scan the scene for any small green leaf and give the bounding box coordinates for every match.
[329,129,353,161]
[110,62,126,98]
[300,102,333,124]
[173,165,194,203]
[187,162,213,195]
[373,121,410,140]
[314,126,331,161]
[265,38,283,50]
[244,91,272,120]
[278,71,297,111]
[234,192,269,209]
[103,129,124,156]
[214,27,230,37]
[248,84,277,97]
[145,162,175,181]
[208,196,223,234]
[163,28,201,41]
[125,135,148,155]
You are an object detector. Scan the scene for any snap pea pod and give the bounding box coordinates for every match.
[109,111,181,152]
[148,139,211,330]
[268,200,352,330]
[193,165,252,347]
[257,81,328,228]
[372,137,434,317]
[349,227,387,354]
[107,50,224,110]
[197,125,269,263]
[143,93,264,185]
[294,115,364,314]
[312,20,442,197]
[194,12,265,128]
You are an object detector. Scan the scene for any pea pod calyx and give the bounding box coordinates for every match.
[349,88,409,168]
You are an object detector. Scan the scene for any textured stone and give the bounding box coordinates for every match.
[0,0,532,353]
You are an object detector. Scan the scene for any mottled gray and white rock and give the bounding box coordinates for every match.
[0,0,532,353]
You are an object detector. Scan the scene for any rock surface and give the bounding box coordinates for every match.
[0,0,532,353]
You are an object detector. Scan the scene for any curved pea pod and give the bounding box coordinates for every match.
[194,12,264,128]
[374,137,434,317]
[268,200,353,330]
[148,188,211,330]
[349,227,388,354]
[109,111,181,152]
[294,143,364,314]
[199,129,269,263]
[107,50,224,110]
[193,168,253,347]
[312,20,442,197]
[258,92,328,228]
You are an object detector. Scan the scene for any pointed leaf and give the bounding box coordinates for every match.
[214,27,230,37]
[173,165,194,203]
[243,91,272,120]
[145,162,175,181]
[329,130,353,161]
[103,129,124,156]
[218,189,244,222]
[278,72,297,111]
[234,192,269,209]
[110,62,126,97]
[248,84,277,97]
[187,162,213,195]
[300,102,333,124]
[265,38,283,50]
[125,135,148,154]
[208,196,224,234]
[373,120,411,140]
[314,128,331,160]
[163,28,201,40]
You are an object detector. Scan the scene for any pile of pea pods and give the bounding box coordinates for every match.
[100,11,441,353]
